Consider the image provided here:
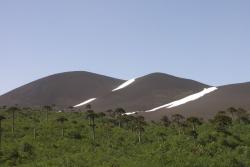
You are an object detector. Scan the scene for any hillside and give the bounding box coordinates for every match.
[90,73,208,112]
[0,71,124,107]
[142,82,250,120]
[0,71,249,121]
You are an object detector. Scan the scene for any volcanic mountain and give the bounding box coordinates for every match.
[0,71,124,107]
[141,82,250,120]
[0,71,249,120]
[89,73,208,112]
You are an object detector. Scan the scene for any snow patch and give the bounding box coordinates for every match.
[147,87,218,112]
[124,112,137,115]
[112,79,135,92]
[73,98,97,108]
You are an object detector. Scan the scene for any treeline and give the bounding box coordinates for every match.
[0,105,249,167]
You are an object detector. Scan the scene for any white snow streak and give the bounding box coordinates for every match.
[124,112,137,115]
[73,98,97,108]
[112,79,135,92]
[146,87,218,112]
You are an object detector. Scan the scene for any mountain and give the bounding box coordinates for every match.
[0,71,249,121]
[90,73,208,112]
[0,71,124,107]
[141,82,250,120]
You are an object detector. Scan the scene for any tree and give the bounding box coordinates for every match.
[134,116,147,143]
[97,112,106,125]
[43,105,52,123]
[171,114,185,135]
[236,108,249,124]
[31,115,40,140]
[0,115,6,149]
[114,108,126,128]
[227,107,238,121]
[186,117,202,131]
[126,115,136,132]
[213,112,232,132]
[7,107,19,135]
[186,117,202,139]
[121,115,132,129]
[105,109,114,118]
[158,131,167,142]
[56,116,68,137]
[161,116,171,127]
[86,110,98,142]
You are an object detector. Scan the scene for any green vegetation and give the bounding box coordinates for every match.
[0,106,249,167]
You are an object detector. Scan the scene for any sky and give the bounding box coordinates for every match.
[0,0,250,95]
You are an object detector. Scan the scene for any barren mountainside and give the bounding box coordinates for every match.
[0,71,249,120]
[0,71,124,107]
[142,82,250,120]
[90,73,208,112]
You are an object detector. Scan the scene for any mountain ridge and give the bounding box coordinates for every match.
[0,71,249,120]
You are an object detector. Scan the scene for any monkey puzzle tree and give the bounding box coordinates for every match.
[31,115,40,140]
[126,115,136,132]
[7,106,19,135]
[56,116,68,137]
[121,115,132,129]
[43,105,52,123]
[85,104,93,125]
[0,115,6,149]
[114,108,126,128]
[236,108,249,124]
[186,117,202,131]
[171,114,185,135]
[105,109,114,118]
[186,117,202,139]
[97,112,106,125]
[227,107,238,121]
[86,110,98,142]
[213,112,232,133]
[134,116,147,143]
[161,115,171,127]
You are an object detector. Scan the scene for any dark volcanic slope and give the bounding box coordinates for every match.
[0,71,124,107]
[91,73,208,112]
[142,82,250,120]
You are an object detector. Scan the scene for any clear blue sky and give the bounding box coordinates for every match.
[0,0,250,95]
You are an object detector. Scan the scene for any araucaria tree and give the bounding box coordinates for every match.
[135,116,146,143]
[114,108,126,128]
[0,115,6,149]
[7,107,19,135]
[56,116,68,137]
[227,107,238,121]
[161,115,171,127]
[31,115,40,140]
[85,104,92,125]
[213,112,232,133]
[43,105,52,123]
[171,114,185,135]
[86,108,98,142]
[236,108,249,124]
[186,117,202,139]
[97,112,106,124]
[186,117,202,131]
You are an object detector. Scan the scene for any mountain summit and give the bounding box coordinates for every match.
[0,71,123,107]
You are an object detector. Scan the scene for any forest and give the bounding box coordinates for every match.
[0,105,249,167]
